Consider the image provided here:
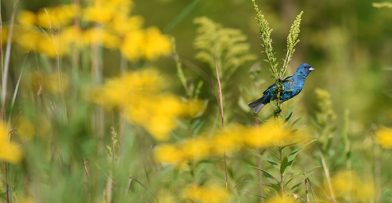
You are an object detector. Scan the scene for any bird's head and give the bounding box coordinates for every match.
[295,63,314,77]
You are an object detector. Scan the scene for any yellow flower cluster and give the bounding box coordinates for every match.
[154,119,307,165]
[376,127,392,149]
[13,0,171,60]
[182,184,230,203]
[328,170,375,202]
[265,194,297,203]
[0,122,23,164]
[92,69,203,140]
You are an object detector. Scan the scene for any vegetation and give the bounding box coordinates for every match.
[0,0,391,202]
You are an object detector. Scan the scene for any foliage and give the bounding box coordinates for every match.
[0,0,391,202]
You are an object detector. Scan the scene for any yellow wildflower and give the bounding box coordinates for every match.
[82,28,120,49]
[124,94,200,140]
[181,137,211,160]
[328,170,375,202]
[182,184,230,203]
[154,144,185,165]
[111,15,143,35]
[0,122,23,164]
[92,69,203,140]
[37,34,69,57]
[121,30,145,61]
[17,11,36,26]
[376,127,392,148]
[36,4,79,28]
[266,194,297,203]
[13,28,40,51]
[121,28,172,61]
[60,26,83,47]
[143,27,172,60]
[244,119,290,148]
[211,124,244,155]
[83,0,130,24]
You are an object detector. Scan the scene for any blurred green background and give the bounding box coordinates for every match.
[7,0,392,127]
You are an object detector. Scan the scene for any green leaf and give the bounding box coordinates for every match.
[265,183,281,193]
[280,156,290,175]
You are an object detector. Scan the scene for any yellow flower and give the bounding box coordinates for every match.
[82,28,120,49]
[121,28,172,61]
[60,26,83,47]
[92,69,203,140]
[182,184,230,203]
[211,124,244,155]
[111,15,143,35]
[121,30,145,61]
[154,144,185,165]
[37,34,69,57]
[13,28,40,51]
[328,170,375,202]
[266,194,297,203]
[17,11,36,26]
[83,0,130,24]
[244,119,290,148]
[36,4,79,28]
[142,27,172,60]
[376,127,392,148]
[0,122,23,164]
[181,138,211,160]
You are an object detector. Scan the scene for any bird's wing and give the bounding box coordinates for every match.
[262,76,293,94]
[262,83,276,94]
[282,76,293,82]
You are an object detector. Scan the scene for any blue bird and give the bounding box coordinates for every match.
[249,63,314,113]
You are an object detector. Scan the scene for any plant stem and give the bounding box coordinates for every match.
[320,154,337,203]
[215,63,228,190]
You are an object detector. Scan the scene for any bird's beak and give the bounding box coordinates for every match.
[309,67,315,71]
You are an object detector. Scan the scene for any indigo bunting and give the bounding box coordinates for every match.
[249,63,314,113]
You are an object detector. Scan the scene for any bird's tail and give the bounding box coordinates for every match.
[248,96,267,113]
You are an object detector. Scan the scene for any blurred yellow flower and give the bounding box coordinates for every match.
[328,170,374,202]
[244,119,290,148]
[36,4,79,28]
[376,127,392,149]
[92,69,203,140]
[17,11,36,26]
[182,184,230,203]
[111,15,143,34]
[82,28,120,49]
[121,28,172,61]
[37,34,69,57]
[154,144,184,165]
[13,28,40,51]
[211,125,244,155]
[266,194,297,203]
[154,118,306,165]
[143,27,172,60]
[83,0,131,24]
[0,122,23,164]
